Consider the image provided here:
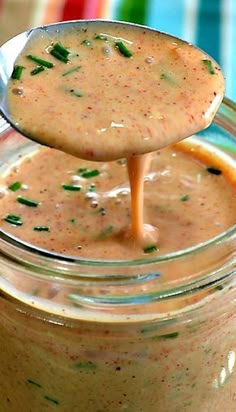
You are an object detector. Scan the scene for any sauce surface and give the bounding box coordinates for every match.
[8,21,224,161]
[6,21,225,249]
[0,137,235,260]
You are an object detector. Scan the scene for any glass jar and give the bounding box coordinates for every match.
[0,98,235,412]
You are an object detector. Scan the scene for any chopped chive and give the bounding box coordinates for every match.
[30,66,45,76]
[88,184,96,192]
[50,43,70,63]
[69,218,76,224]
[143,245,157,254]
[4,214,23,226]
[94,33,107,40]
[206,166,222,175]
[62,65,81,77]
[75,361,97,370]
[33,226,50,232]
[78,167,87,173]
[44,395,59,405]
[202,59,216,75]
[62,184,82,191]
[26,55,54,68]
[98,225,113,238]
[180,194,190,202]
[115,41,133,58]
[81,39,91,46]
[50,48,69,63]
[11,65,24,80]
[67,89,83,97]
[160,73,175,84]
[17,196,39,207]
[80,169,100,178]
[52,42,70,58]
[27,379,42,388]
[8,181,22,191]
[157,332,179,340]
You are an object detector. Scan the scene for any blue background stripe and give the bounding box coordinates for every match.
[147,0,185,39]
[195,0,221,64]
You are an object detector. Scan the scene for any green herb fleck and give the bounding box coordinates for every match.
[75,361,97,370]
[52,42,70,57]
[44,395,59,405]
[69,218,77,224]
[30,66,45,76]
[80,169,100,179]
[81,39,91,46]
[4,214,23,226]
[26,55,54,68]
[157,331,179,340]
[88,184,96,192]
[143,244,157,254]
[11,65,24,80]
[206,166,222,175]
[160,73,175,84]
[115,41,133,58]
[33,226,50,232]
[95,207,106,215]
[62,65,81,77]
[50,42,70,63]
[202,59,216,74]
[180,194,190,201]
[67,89,83,97]
[8,181,22,191]
[215,284,224,291]
[62,184,82,191]
[17,196,39,207]
[32,287,40,296]
[50,48,69,62]
[94,33,107,40]
[98,225,113,238]
[27,379,42,388]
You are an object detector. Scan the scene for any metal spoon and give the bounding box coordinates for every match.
[0,20,89,143]
[0,19,224,157]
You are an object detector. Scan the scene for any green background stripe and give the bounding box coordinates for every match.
[117,0,149,25]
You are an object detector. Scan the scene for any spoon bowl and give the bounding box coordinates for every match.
[0,19,225,160]
[0,20,91,143]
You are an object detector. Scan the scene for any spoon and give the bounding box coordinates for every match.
[0,19,224,160]
[0,20,82,144]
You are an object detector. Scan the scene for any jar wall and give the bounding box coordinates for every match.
[0,280,235,412]
[0,98,235,412]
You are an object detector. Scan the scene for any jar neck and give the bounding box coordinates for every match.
[0,224,235,321]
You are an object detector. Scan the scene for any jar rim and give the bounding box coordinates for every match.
[0,221,235,269]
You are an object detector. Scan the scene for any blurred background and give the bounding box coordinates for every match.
[0,0,235,100]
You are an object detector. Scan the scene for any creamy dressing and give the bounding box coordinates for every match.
[7,21,224,160]
[7,21,225,249]
[0,136,235,259]
[0,21,235,412]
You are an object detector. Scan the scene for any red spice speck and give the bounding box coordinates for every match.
[84,149,94,158]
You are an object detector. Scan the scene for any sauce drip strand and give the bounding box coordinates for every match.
[7,21,224,252]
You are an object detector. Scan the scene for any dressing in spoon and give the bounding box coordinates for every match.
[0,20,224,251]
